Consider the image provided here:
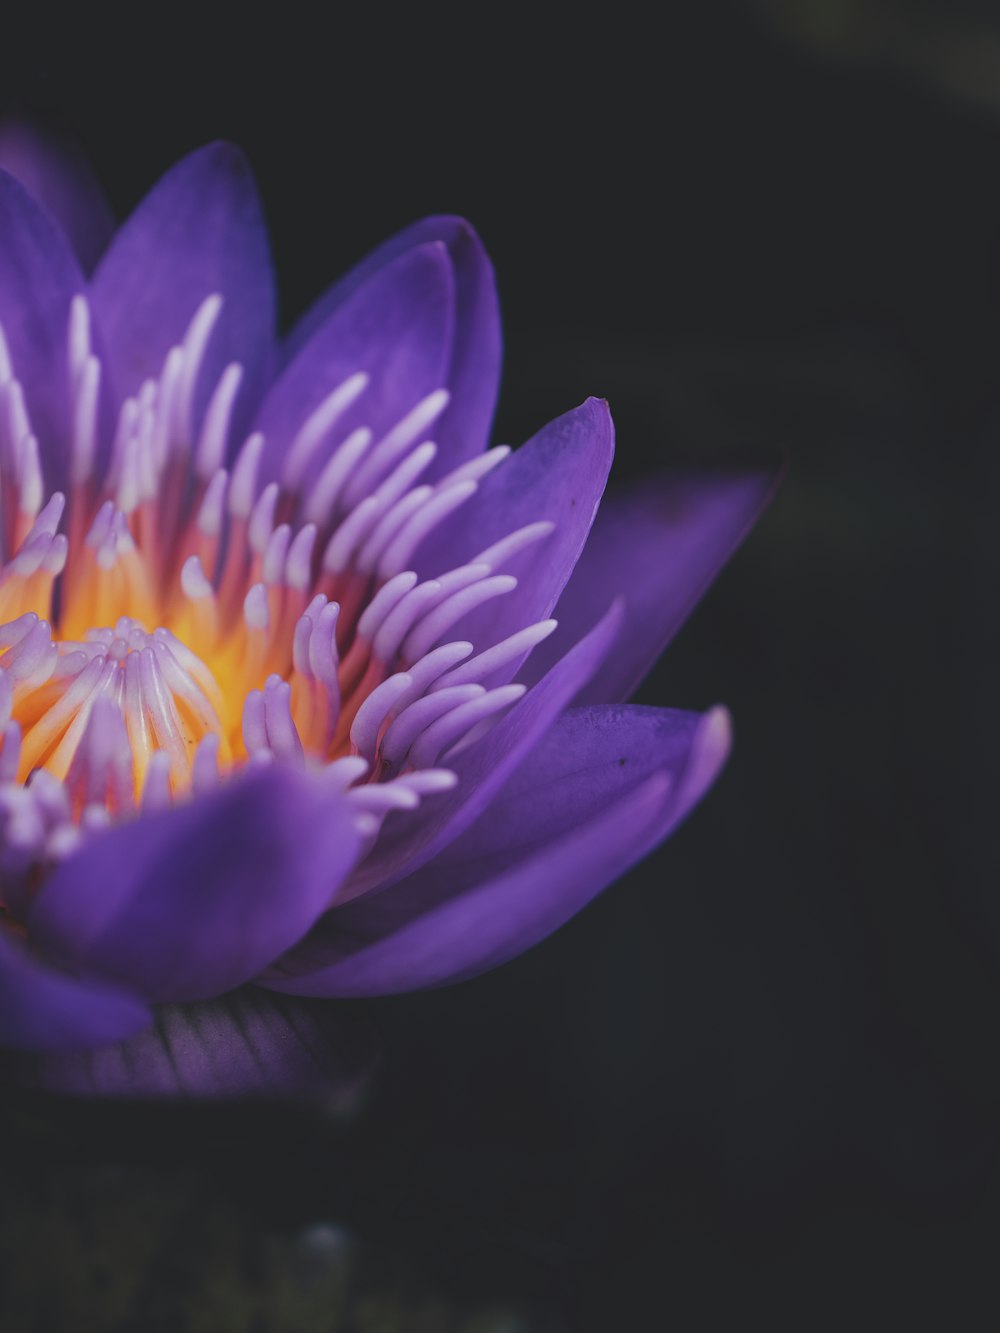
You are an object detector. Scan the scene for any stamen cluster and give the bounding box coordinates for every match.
[0,293,557,900]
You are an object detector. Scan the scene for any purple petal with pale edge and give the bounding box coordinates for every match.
[412,398,614,672]
[28,766,361,1005]
[522,465,781,704]
[265,706,731,996]
[280,216,500,479]
[0,169,85,490]
[7,988,373,1100]
[0,122,115,273]
[254,242,454,489]
[0,922,150,1051]
[90,142,275,440]
[277,600,623,918]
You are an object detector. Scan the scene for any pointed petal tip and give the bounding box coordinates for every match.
[174,138,254,173]
[700,703,733,753]
[675,704,734,820]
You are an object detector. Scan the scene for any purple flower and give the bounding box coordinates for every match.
[0,126,777,1098]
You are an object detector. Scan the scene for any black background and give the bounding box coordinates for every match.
[2,4,999,1328]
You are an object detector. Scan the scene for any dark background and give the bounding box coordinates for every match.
[2,3,999,1327]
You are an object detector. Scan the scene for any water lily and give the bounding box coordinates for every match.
[0,126,776,1097]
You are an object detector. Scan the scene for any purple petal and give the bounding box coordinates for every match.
[265,705,731,996]
[28,766,361,1004]
[280,216,500,478]
[0,121,115,273]
[10,988,373,1101]
[254,241,455,489]
[90,142,275,437]
[413,398,614,669]
[0,169,85,489]
[522,465,781,703]
[284,598,623,907]
[0,921,150,1050]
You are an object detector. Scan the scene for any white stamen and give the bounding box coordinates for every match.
[371,579,443,664]
[0,670,11,726]
[407,684,526,769]
[432,619,558,690]
[67,296,91,391]
[70,356,101,484]
[285,523,317,590]
[141,750,172,811]
[196,468,229,537]
[381,684,486,769]
[401,574,517,664]
[242,689,269,756]
[308,602,341,691]
[376,480,477,578]
[2,617,56,686]
[324,755,369,791]
[434,444,511,489]
[384,640,473,717]
[192,733,220,795]
[138,647,188,775]
[229,431,265,518]
[355,570,418,642]
[281,372,370,492]
[355,484,433,575]
[350,672,413,761]
[0,613,40,648]
[243,582,269,630]
[151,345,185,467]
[262,523,291,585]
[302,426,373,527]
[391,768,459,796]
[176,293,223,446]
[321,494,380,574]
[344,782,419,815]
[0,721,21,783]
[3,380,31,460]
[180,554,214,601]
[31,492,66,539]
[344,388,450,507]
[263,675,304,763]
[248,482,280,553]
[473,519,555,571]
[0,321,12,384]
[18,434,43,519]
[195,362,243,478]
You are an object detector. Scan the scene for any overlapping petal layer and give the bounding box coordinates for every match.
[0,123,114,274]
[521,467,782,703]
[265,704,731,995]
[0,133,774,1097]
[0,922,150,1050]
[30,766,361,1003]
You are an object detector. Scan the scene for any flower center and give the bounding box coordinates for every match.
[0,293,558,893]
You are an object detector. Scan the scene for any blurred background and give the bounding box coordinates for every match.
[2,2,999,1327]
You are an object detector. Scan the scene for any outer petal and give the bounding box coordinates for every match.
[413,397,614,669]
[28,766,361,1004]
[280,215,500,478]
[9,989,372,1101]
[254,242,454,488]
[0,922,150,1051]
[265,705,731,996]
[0,122,115,273]
[522,465,781,703]
[335,598,624,899]
[90,142,275,437]
[0,169,85,488]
